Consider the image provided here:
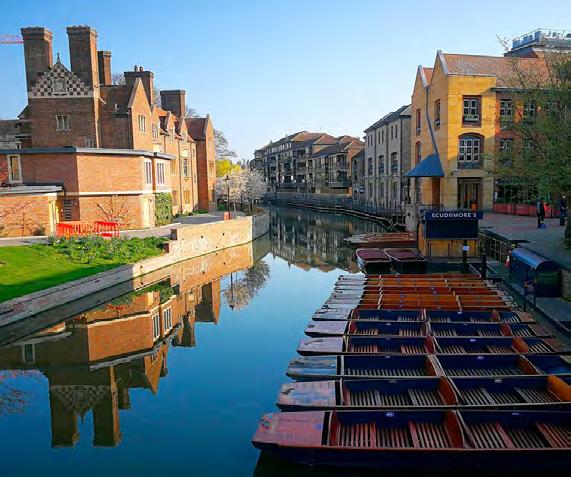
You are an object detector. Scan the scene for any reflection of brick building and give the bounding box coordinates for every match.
[0,278,220,447]
[0,25,216,236]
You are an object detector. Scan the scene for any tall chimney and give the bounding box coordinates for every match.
[124,67,154,106]
[97,50,112,85]
[160,90,186,118]
[21,27,53,91]
[66,26,99,88]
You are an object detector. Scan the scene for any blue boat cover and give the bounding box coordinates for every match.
[511,248,558,272]
[406,153,445,178]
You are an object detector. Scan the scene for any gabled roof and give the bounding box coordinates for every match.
[291,133,338,150]
[311,140,363,158]
[186,116,210,140]
[365,104,411,132]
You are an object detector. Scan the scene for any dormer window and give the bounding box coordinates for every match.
[462,97,481,124]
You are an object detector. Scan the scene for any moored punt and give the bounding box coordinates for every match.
[276,375,571,411]
[297,336,436,356]
[428,322,550,338]
[355,248,391,273]
[311,308,352,321]
[426,309,534,323]
[435,354,546,377]
[434,336,567,355]
[252,410,571,470]
[305,320,427,337]
[350,309,423,322]
[345,232,416,249]
[384,248,428,272]
[287,355,440,381]
[527,354,571,376]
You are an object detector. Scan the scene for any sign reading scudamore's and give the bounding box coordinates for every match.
[424,211,483,220]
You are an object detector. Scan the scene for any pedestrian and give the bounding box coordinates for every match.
[559,195,567,227]
[536,198,546,229]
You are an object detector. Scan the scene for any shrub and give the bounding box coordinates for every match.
[154,193,173,226]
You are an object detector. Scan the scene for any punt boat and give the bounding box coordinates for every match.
[252,410,570,470]
[355,248,392,273]
[428,322,550,338]
[425,309,533,323]
[305,320,427,337]
[298,336,436,356]
[287,355,441,381]
[344,232,416,249]
[435,354,564,377]
[434,336,566,355]
[276,375,571,411]
[384,248,428,272]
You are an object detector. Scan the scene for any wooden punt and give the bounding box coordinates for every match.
[305,320,427,337]
[252,410,570,470]
[311,308,352,322]
[434,336,567,355]
[297,336,436,356]
[276,376,571,411]
[527,354,571,376]
[350,309,423,322]
[277,378,457,411]
[435,354,545,377]
[425,309,533,323]
[428,322,550,338]
[345,232,416,249]
[286,355,440,381]
[384,248,428,272]
[355,248,392,273]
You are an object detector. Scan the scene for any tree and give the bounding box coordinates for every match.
[111,72,126,85]
[215,170,245,216]
[185,105,200,118]
[96,195,132,225]
[492,45,571,241]
[242,169,267,213]
[214,129,237,160]
[222,260,270,310]
[216,158,241,177]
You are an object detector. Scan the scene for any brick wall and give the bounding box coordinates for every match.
[0,192,56,236]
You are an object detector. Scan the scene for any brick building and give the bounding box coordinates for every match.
[0,25,216,236]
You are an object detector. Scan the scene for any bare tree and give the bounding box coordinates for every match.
[96,195,132,225]
[111,72,126,85]
[214,129,237,160]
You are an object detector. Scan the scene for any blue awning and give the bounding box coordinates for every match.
[406,153,444,178]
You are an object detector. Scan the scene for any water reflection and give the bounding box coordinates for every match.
[0,238,270,449]
[269,205,384,272]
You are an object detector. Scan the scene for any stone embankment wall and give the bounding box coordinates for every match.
[0,210,269,326]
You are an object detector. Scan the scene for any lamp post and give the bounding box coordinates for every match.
[224,174,231,218]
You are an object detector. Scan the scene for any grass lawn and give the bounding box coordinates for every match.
[0,237,165,302]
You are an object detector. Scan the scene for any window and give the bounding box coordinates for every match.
[63,199,73,220]
[381,130,384,143]
[499,99,513,127]
[156,162,165,185]
[138,115,146,133]
[390,125,393,140]
[7,155,21,183]
[462,97,480,123]
[144,160,153,185]
[523,101,536,121]
[152,124,159,139]
[163,308,172,332]
[183,158,189,177]
[391,152,398,173]
[458,135,482,163]
[367,158,373,175]
[183,189,191,205]
[22,344,35,364]
[499,138,513,164]
[434,100,441,128]
[415,178,422,204]
[152,313,160,340]
[170,158,177,174]
[377,130,381,144]
[394,123,398,138]
[415,109,421,134]
[378,155,384,175]
[56,115,70,131]
[415,142,422,163]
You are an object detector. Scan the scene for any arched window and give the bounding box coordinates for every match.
[458,134,483,163]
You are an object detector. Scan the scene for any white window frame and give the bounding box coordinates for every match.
[152,313,160,340]
[462,98,480,122]
[7,154,22,183]
[152,123,159,140]
[500,99,513,119]
[144,160,153,186]
[156,162,165,185]
[458,136,482,162]
[56,115,70,131]
[138,115,147,133]
[163,307,173,332]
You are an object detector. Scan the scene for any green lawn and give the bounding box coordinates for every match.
[0,237,165,302]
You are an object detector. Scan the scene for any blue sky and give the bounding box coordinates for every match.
[0,0,569,159]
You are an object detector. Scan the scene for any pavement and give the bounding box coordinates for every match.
[481,212,571,270]
[0,210,244,246]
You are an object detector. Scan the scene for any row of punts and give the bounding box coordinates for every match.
[355,247,428,273]
[253,273,571,471]
[345,232,416,249]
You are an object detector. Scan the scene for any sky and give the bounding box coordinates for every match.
[0,0,569,159]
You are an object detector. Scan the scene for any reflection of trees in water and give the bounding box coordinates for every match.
[223,260,271,310]
[0,370,42,416]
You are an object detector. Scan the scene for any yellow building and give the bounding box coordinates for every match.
[406,50,545,257]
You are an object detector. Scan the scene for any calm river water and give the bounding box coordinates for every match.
[0,205,396,477]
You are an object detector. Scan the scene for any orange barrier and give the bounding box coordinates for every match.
[55,221,119,238]
[93,221,120,237]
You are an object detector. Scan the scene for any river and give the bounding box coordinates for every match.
[0,205,400,476]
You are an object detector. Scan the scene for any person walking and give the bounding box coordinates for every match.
[559,195,567,227]
[536,198,546,229]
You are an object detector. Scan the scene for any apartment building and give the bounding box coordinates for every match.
[0,25,216,236]
[351,149,365,204]
[363,105,411,208]
[252,132,363,195]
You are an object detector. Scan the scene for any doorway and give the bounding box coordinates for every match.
[458,179,481,210]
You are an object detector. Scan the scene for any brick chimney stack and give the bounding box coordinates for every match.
[124,66,154,106]
[160,90,186,118]
[66,26,99,88]
[21,27,53,91]
[97,50,112,85]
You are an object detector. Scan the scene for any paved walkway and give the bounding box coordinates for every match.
[481,212,571,269]
[0,211,244,245]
